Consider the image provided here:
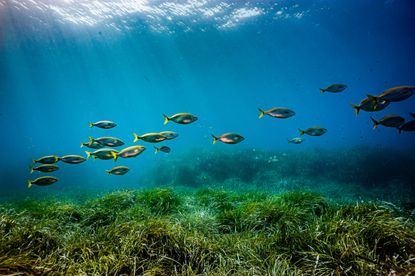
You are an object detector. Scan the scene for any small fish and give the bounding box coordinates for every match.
[85,148,119,160]
[33,155,59,165]
[320,84,347,93]
[133,132,167,143]
[159,131,179,140]
[89,120,117,129]
[367,86,415,106]
[89,136,124,147]
[299,127,327,136]
[28,176,58,188]
[212,133,245,144]
[154,146,171,154]
[80,139,104,149]
[59,155,86,164]
[351,97,390,116]
[163,113,198,125]
[258,107,295,119]
[106,166,130,176]
[399,119,415,134]
[30,164,59,174]
[370,115,405,130]
[112,146,146,161]
[288,137,305,144]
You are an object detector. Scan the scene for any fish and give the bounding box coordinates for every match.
[320,84,347,93]
[27,176,58,188]
[370,115,405,130]
[399,119,415,134]
[111,146,146,161]
[106,166,130,176]
[258,107,295,119]
[351,97,390,116]
[33,155,59,165]
[80,140,104,149]
[212,133,245,144]
[154,146,171,154]
[30,164,59,174]
[367,86,415,106]
[288,137,305,144]
[133,132,167,143]
[299,127,327,136]
[59,155,86,164]
[85,148,119,160]
[89,136,124,147]
[159,131,179,140]
[163,113,198,125]
[89,120,117,129]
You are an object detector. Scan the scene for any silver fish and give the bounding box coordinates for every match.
[320,84,347,93]
[159,131,179,140]
[106,166,130,176]
[112,146,146,161]
[33,155,59,165]
[163,113,198,125]
[288,137,305,144]
[89,136,124,147]
[299,127,327,136]
[154,146,171,154]
[59,155,86,164]
[89,120,117,129]
[212,133,245,144]
[133,132,167,143]
[370,115,405,129]
[258,107,295,119]
[28,176,58,188]
[86,148,119,160]
[30,164,59,174]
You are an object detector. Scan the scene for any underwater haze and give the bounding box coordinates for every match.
[2,1,415,275]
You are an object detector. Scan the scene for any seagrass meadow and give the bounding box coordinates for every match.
[2,148,415,275]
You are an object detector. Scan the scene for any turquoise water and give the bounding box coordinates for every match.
[0,0,414,198]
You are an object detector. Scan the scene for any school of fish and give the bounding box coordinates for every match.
[28,85,414,188]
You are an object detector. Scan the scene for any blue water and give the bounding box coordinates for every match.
[1,0,414,197]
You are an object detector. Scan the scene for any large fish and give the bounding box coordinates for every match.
[89,120,117,129]
[370,115,405,130]
[33,155,59,165]
[163,113,198,125]
[30,164,59,174]
[133,132,167,143]
[320,84,347,93]
[112,146,146,161]
[59,155,86,164]
[85,148,119,160]
[299,127,327,136]
[367,86,415,106]
[154,146,171,154]
[351,97,390,116]
[106,166,130,176]
[28,176,58,188]
[212,133,245,144]
[258,107,295,119]
[89,136,124,147]
[159,131,179,140]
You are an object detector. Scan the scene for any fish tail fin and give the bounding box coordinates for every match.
[398,127,402,134]
[154,146,159,154]
[410,113,415,118]
[88,136,94,143]
[111,151,118,161]
[27,180,32,189]
[89,122,94,128]
[351,104,360,116]
[32,159,36,165]
[287,139,291,144]
[163,114,169,125]
[298,129,305,136]
[258,108,265,119]
[370,116,379,129]
[30,166,34,174]
[133,133,139,143]
[80,140,84,148]
[211,134,218,144]
[106,170,111,176]
[85,151,91,160]
[319,88,325,93]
